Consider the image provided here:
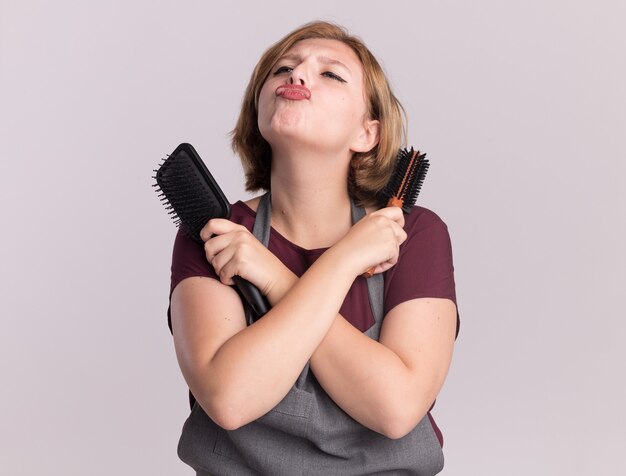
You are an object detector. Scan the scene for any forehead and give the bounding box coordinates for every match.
[281,38,363,72]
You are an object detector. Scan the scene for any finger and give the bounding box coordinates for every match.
[372,264,389,274]
[211,248,237,285]
[199,218,221,242]
[395,226,408,245]
[380,219,406,246]
[375,206,405,223]
[216,259,241,286]
[371,260,395,275]
[203,233,234,264]
[376,243,402,272]
[200,218,246,242]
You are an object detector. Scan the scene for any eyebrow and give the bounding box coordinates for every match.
[318,55,352,73]
[277,53,352,74]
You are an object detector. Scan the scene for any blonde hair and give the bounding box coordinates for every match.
[231,21,406,207]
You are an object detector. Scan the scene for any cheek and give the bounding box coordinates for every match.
[258,76,276,106]
[257,88,274,125]
[330,94,364,125]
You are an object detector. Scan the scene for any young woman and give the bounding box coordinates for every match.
[168,21,458,476]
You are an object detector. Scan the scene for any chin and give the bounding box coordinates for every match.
[260,112,306,142]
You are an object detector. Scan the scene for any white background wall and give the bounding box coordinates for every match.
[1,1,624,474]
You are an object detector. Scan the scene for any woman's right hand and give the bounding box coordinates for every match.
[199,218,297,306]
[332,206,407,277]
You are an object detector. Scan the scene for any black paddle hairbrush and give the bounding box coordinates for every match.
[363,147,430,278]
[154,143,269,319]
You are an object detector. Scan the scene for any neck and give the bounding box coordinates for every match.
[268,148,354,249]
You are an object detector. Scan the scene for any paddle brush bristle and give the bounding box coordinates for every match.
[153,143,230,244]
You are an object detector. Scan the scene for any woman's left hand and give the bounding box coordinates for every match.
[200,219,295,304]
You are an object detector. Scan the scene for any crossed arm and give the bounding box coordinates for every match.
[170,208,456,439]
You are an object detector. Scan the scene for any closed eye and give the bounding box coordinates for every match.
[273,65,293,75]
[273,65,346,83]
[322,71,346,83]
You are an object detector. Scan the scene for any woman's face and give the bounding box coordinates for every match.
[257,38,376,157]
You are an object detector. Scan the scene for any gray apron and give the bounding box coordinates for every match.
[178,193,444,475]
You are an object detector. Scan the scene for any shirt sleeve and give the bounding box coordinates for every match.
[167,228,219,333]
[383,207,459,337]
[170,228,219,290]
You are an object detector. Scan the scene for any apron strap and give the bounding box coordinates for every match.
[252,192,272,247]
[349,199,384,332]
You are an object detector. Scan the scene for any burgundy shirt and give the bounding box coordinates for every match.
[167,201,459,445]
[169,201,458,330]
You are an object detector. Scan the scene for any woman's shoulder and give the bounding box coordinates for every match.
[403,205,450,234]
[242,196,261,213]
[230,199,258,231]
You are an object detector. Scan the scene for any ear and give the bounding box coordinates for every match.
[351,118,380,153]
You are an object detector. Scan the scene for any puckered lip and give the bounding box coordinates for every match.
[275,84,311,100]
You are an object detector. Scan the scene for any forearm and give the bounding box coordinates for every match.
[309,316,434,439]
[253,265,433,438]
[200,246,356,429]
[260,271,436,438]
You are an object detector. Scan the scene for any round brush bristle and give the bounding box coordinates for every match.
[377,147,429,213]
[401,155,429,213]
[377,147,415,208]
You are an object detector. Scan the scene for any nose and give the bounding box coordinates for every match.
[288,65,307,86]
